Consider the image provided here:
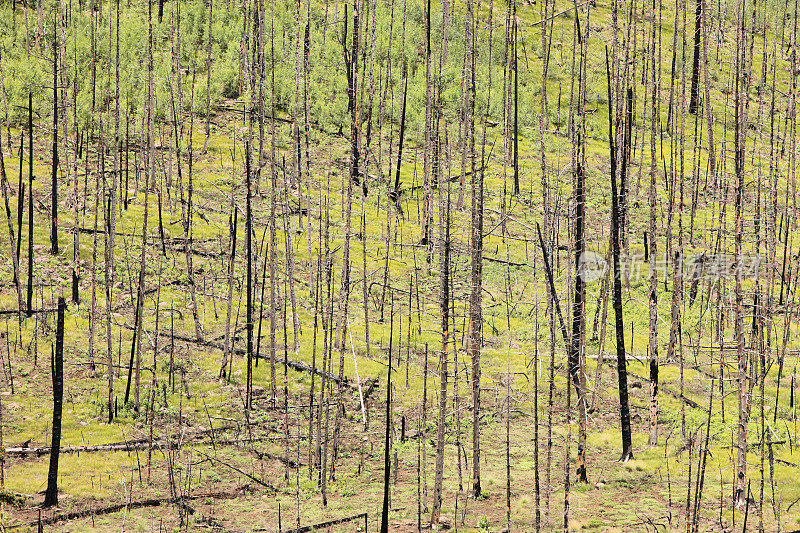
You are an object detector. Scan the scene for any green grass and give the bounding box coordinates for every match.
[0,0,797,529]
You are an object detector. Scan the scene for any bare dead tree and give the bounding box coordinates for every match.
[26,93,33,318]
[50,30,59,256]
[606,47,633,462]
[246,139,253,411]
[733,0,749,503]
[468,0,484,498]
[124,0,155,414]
[430,107,450,531]
[647,0,661,445]
[570,0,590,482]
[0,131,23,314]
[380,294,394,533]
[688,0,702,114]
[43,297,65,507]
[202,0,214,154]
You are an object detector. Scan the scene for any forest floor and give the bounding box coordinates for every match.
[0,52,798,530]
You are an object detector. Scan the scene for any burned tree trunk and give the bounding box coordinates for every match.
[202,0,213,154]
[332,1,359,473]
[246,141,253,410]
[467,0,483,498]
[221,195,237,379]
[606,49,633,462]
[124,0,154,413]
[733,4,749,504]
[26,94,33,318]
[44,297,65,507]
[689,0,702,114]
[380,296,393,533]
[430,118,450,528]
[50,32,59,256]
[647,11,661,445]
[570,1,590,482]
[0,131,23,313]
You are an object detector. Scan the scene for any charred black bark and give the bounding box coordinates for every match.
[44,297,65,507]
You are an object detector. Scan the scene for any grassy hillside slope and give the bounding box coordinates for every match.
[0,0,797,530]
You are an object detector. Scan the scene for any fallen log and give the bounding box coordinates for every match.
[111,279,182,312]
[253,352,345,386]
[245,447,302,468]
[5,436,295,464]
[407,166,485,192]
[73,227,217,245]
[280,512,368,533]
[362,378,381,400]
[8,424,233,456]
[30,497,195,527]
[627,370,708,413]
[0,308,57,316]
[6,421,299,469]
[193,449,277,491]
[18,488,249,528]
[482,255,527,267]
[117,324,356,387]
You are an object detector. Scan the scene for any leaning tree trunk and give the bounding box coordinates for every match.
[0,133,23,314]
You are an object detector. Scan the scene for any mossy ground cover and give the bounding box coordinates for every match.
[0,0,798,529]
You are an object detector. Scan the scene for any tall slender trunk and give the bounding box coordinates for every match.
[125,1,154,413]
[606,48,633,462]
[689,0,702,113]
[733,0,749,503]
[43,297,65,507]
[379,296,394,533]
[647,2,661,445]
[111,0,120,273]
[50,34,59,256]
[268,14,278,404]
[571,136,588,483]
[431,101,450,529]
[570,0,590,482]
[468,0,483,498]
[246,140,254,411]
[184,80,204,342]
[221,195,238,379]
[26,94,33,318]
[203,0,214,153]
[421,0,432,249]
[104,165,114,423]
[16,132,24,268]
[332,1,359,471]
[0,131,22,314]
